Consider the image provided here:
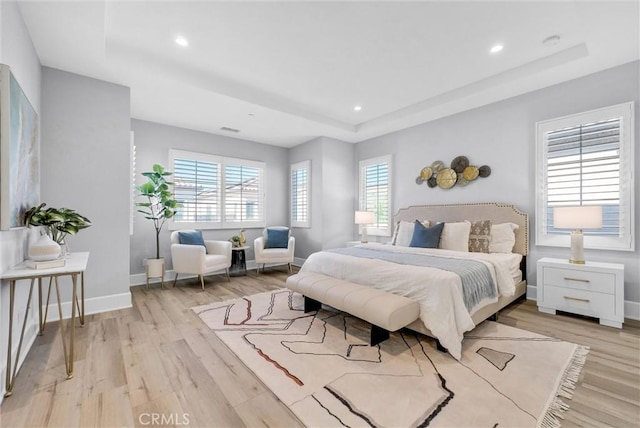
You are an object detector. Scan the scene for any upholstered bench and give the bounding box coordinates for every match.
[286,272,420,345]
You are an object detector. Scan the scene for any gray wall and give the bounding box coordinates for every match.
[41,67,132,306]
[130,119,289,274]
[289,136,356,258]
[356,61,640,305]
[0,0,42,400]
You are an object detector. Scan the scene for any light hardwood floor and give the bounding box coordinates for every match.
[1,269,638,427]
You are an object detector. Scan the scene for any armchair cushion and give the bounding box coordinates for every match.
[265,227,290,249]
[178,230,205,247]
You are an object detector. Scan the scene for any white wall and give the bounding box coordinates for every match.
[0,0,41,401]
[41,67,132,310]
[356,61,640,311]
[129,119,289,274]
[289,136,356,258]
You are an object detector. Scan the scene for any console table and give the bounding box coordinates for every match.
[1,252,89,397]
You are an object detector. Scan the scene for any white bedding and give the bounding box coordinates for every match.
[299,243,522,360]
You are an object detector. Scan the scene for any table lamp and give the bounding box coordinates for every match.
[355,211,375,243]
[553,206,602,264]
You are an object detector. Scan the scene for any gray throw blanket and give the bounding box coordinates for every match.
[328,247,496,312]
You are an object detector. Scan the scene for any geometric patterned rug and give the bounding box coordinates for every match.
[194,289,588,427]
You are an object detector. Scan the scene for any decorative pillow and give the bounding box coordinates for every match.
[178,230,205,246]
[394,220,430,247]
[489,223,519,253]
[409,221,444,248]
[469,220,492,253]
[265,227,290,249]
[438,221,471,252]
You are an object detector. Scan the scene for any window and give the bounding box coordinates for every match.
[536,102,634,251]
[359,155,392,236]
[290,160,311,228]
[170,150,265,229]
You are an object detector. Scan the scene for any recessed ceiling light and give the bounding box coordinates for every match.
[175,36,189,47]
[354,105,362,112]
[490,44,504,54]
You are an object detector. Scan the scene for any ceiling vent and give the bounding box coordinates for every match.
[220,126,240,133]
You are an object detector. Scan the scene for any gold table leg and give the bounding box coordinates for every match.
[4,279,35,397]
[54,275,76,380]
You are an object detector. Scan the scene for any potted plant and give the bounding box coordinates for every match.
[136,163,179,279]
[24,203,92,259]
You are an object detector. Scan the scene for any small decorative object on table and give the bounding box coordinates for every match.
[229,229,246,248]
[23,203,92,263]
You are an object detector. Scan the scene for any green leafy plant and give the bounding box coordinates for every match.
[136,163,179,259]
[24,203,92,244]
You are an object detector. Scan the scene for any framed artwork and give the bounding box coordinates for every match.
[0,64,40,230]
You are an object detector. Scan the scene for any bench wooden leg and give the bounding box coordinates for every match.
[304,296,321,313]
[370,325,390,346]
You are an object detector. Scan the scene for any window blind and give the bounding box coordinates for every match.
[224,164,263,223]
[546,118,620,236]
[291,161,310,227]
[173,158,221,223]
[360,157,391,234]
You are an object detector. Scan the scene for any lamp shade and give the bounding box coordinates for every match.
[553,206,603,229]
[354,211,375,225]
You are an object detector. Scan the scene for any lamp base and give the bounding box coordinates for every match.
[569,230,585,264]
[360,226,368,244]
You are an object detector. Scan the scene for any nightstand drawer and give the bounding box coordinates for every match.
[543,285,616,318]
[542,267,615,294]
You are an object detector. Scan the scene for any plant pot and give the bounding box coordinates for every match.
[28,234,61,261]
[146,258,165,278]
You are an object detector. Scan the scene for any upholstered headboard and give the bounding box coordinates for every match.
[393,202,529,256]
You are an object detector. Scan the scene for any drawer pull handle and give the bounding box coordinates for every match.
[563,277,590,283]
[563,296,590,303]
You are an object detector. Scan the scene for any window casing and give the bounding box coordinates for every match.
[535,102,634,251]
[359,155,392,237]
[290,160,311,228]
[170,149,266,229]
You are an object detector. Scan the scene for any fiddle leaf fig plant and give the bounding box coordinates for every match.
[24,203,92,244]
[136,163,179,260]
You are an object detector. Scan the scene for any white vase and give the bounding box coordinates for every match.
[29,234,62,261]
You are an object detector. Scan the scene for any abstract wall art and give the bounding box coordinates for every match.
[0,64,40,230]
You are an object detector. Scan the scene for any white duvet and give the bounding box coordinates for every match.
[299,243,522,360]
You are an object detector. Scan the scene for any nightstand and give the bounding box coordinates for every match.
[537,257,624,328]
[346,241,363,247]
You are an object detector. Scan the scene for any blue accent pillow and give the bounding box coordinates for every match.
[409,221,444,248]
[178,230,205,246]
[265,227,289,249]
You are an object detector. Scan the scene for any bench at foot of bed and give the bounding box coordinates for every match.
[286,272,420,346]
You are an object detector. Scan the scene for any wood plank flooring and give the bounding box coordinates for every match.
[1,269,638,427]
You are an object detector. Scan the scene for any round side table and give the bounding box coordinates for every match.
[230,246,250,277]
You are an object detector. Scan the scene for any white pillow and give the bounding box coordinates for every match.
[438,221,471,252]
[489,223,519,253]
[393,220,430,247]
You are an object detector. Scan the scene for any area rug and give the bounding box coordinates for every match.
[193,289,588,427]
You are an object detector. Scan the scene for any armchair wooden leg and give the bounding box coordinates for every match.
[173,273,179,288]
[199,275,205,291]
[288,263,292,273]
[226,268,230,282]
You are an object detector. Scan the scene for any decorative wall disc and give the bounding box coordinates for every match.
[436,168,457,189]
[415,155,491,190]
[463,165,479,181]
[451,156,469,173]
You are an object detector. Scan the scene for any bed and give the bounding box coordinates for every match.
[298,202,528,360]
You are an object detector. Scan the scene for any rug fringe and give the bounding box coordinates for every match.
[540,345,589,428]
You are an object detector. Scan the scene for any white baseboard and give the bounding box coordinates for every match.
[44,292,132,321]
[525,285,639,321]
[130,258,307,287]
